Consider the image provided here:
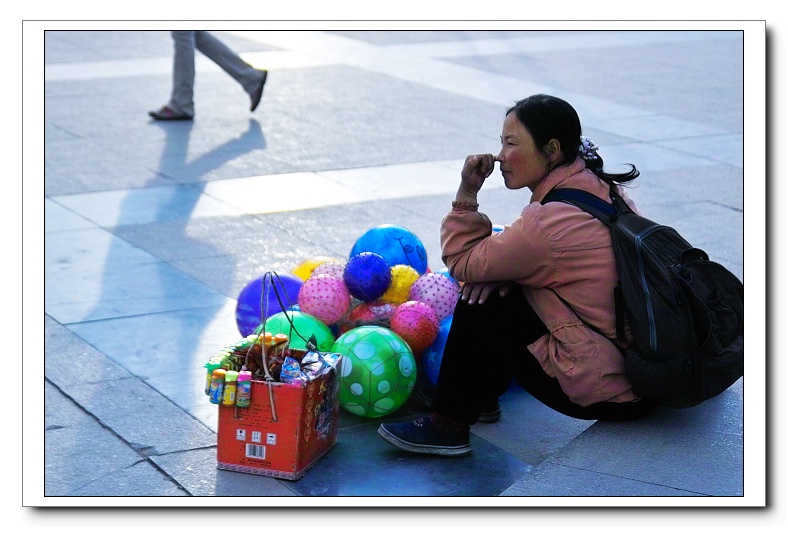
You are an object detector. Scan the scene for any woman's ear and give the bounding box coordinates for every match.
[544,138,562,163]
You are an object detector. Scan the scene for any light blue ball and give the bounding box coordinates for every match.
[349,224,428,274]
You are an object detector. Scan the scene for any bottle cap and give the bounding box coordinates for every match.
[212,369,226,380]
[238,370,252,381]
[225,370,239,382]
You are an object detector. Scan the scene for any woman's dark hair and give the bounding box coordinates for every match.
[506,94,639,186]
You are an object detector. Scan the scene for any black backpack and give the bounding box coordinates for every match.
[542,187,744,408]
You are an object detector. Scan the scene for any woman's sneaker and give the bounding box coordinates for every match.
[478,402,502,423]
[417,386,502,423]
[378,413,471,456]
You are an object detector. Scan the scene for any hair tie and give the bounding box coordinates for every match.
[578,136,599,161]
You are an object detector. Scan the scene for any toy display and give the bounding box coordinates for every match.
[223,223,458,419]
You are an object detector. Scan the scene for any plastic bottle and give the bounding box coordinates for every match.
[236,369,252,408]
[222,370,238,406]
[204,361,223,395]
[209,368,226,404]
[270,333,290,358]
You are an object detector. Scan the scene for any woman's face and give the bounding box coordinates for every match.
[496,112,551,192]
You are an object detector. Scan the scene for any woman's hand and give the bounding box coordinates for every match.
[458,154,496,200]
[459,281,512,305]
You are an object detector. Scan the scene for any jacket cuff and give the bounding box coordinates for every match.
[451,200,479,212]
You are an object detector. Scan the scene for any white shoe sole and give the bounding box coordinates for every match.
[377,425,472,457]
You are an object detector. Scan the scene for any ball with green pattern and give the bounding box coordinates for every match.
[332,325,417,418]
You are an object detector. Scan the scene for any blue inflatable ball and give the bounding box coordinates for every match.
[343,252,392,302]
[349,224,428,275]
[420,314,453,385]
[235,272,303,337]
[434,267,455,281]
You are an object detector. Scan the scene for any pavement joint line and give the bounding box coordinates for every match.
[44,30,738,140]
[46,137,731,229]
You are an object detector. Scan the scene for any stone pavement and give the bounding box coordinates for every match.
[34,27,759,506]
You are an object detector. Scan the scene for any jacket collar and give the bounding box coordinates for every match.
[529,157,588,204]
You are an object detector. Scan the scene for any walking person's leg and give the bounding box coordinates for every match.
[149,31,196,120]
[168,31,197,116]
[193,31,268,111]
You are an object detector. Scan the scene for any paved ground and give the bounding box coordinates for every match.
[31,26,764,510]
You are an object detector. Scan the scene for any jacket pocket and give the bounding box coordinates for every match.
[530,323,635,406]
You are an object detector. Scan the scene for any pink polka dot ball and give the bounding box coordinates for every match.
[297,274,351,326]
[407,272,460,322]
[311,260,346,280]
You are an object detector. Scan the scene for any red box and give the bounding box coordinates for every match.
[216,360,342,480]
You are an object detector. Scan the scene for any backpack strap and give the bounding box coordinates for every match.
[541,188,617,225]
[541,187,628,343]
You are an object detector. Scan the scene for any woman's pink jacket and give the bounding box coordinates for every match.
[441,157,640,406]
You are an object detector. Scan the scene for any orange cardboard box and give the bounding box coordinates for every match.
[216,359,342,480]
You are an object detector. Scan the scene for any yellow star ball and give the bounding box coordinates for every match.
[381,265,420,304]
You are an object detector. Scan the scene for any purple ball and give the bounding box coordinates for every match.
[343,252,392,302]
[235,272,303,336]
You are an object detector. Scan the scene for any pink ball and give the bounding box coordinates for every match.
[389,300,439,352]
[297,274,351,325]
[312,261,346,279]
[408,272,460,322]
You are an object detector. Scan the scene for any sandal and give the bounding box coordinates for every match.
[148,105,193,121]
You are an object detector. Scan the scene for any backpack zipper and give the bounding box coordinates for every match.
[635,224,669,351]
